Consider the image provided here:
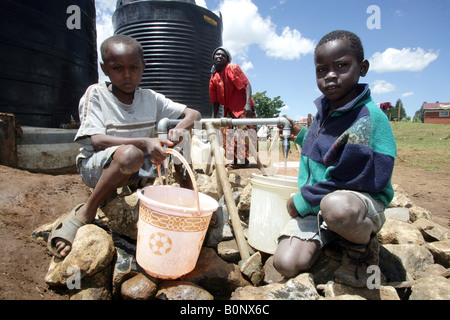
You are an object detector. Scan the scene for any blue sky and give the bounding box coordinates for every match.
[95,0,450,120]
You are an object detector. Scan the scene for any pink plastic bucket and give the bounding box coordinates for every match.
[136,149,218,279]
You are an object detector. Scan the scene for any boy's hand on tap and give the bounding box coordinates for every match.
[168,128,189,144]
[279,117,302,140]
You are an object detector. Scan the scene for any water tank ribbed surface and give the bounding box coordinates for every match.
[0,0,98,128]
[113,0,222,117]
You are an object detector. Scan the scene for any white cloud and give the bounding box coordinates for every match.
[369,47,439,73]
[402,92,414,98]
[372,80,396,94]
[95,1,114,56]
[95,0,115,82]
[195,0,207,8]
[280,105,290,111]
[218,0,315,64]
[263,27,315,60]
[240,61,254,73]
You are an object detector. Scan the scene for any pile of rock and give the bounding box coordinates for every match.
[33,168,450,300]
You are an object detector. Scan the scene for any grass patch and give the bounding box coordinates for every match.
[391,122,450,171]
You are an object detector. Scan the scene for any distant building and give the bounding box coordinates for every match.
[423,103,450,124]
[295,114,312,127]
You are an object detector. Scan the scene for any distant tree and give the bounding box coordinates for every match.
[253,91,284,118]
[388,99,407,121]
[414,102,426,123]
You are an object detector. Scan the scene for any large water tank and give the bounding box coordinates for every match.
[0,0,98,128]
[113,0,223,117]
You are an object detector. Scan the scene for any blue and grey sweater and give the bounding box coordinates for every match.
[293,84,397,217]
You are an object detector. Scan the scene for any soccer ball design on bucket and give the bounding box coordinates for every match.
[149,232,172,256]
[136,149,218,279]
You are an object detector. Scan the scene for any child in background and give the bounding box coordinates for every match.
[273,30,397,287]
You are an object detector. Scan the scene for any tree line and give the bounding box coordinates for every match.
[252,91,428,123]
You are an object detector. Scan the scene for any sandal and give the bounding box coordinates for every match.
[47,203,86,259]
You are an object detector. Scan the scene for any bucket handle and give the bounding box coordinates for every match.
[156,148,201,216]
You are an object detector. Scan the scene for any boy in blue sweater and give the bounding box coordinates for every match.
[273,30,397,287]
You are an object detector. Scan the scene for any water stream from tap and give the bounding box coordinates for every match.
[157,148,201,215]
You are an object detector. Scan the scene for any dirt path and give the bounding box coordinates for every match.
[0,159,448,300]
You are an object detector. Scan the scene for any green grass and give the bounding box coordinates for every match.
[391,122,450,171]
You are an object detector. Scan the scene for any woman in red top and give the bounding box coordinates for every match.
[209,47,257,169]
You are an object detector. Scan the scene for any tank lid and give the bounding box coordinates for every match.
[116,0,197,10]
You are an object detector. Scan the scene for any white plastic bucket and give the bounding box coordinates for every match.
[136,149,219,279]
[248,174,299,254]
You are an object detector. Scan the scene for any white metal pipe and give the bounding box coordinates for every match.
[157,117,291,138]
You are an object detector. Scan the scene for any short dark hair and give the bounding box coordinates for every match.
[315,30,365,63]
[100,35,144,62]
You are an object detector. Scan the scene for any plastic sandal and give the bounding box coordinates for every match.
[47,203,86,259]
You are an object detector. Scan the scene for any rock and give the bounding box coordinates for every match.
[425,241,450,268]
[45,224,115,287]
[98,193,139,240]
[390,185,432,221]
[382,244,434,281]
[390,184,414,208]
[415,263,450,279]
[379,245,408,283]
[32,220,58,243]
[384,207,410,222]
[217,239,255,263]
[156,281,214,300]
[377,219,425,245]
[321,281,400,300]
[111,235,140,298]
[205,195,234,247]
[231,273,319,300]
[237,183,252,211]
[263,256,284,284]
[197,174,220,201]
[238,252,264,286]
[409,275,450,300]
[228,173,244,188]
[70,286,111,300]
[408,205,433,222]
[217,239,241,263]
[69,266,112,300]
[181,247,250,298]
[320,294,366,300]
[121,273,158,300]
[413,218,450,242]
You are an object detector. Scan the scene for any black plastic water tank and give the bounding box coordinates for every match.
[0,0,98,128]
[113,0,223,117]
